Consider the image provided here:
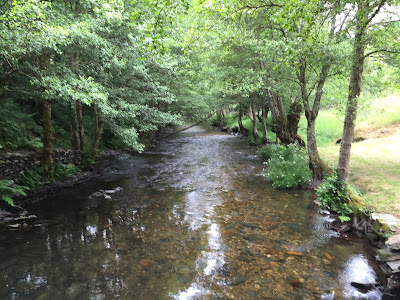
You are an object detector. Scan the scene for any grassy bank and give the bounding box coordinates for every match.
[319,93,400,217]
[225,93,400,217]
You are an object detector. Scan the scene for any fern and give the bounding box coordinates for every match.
[0,180,28,206]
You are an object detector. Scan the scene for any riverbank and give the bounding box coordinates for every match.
[319,123,400,220]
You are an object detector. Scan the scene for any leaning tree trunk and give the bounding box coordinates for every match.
[250,102,258,140]
[338,16,366,182]
[42,99,54,178]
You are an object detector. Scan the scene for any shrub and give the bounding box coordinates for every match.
[316,171,357,221]
[263,144,312,188]
[258,144,285,162]
[0,180,27,206]
[21,168,44,189]
[54,162,80,178]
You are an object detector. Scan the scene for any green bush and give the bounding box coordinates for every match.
[316,171,356,221]
[0,180,27,206]
[258,144,285,162]
[247,135,263,146]
[21,168,44,189]
[54,162,80,178]
[263,144,312,188]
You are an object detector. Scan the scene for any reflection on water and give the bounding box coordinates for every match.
[0,126,385,299]
[341,255,382,299]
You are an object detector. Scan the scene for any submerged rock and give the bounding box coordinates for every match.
[227,273,247,286]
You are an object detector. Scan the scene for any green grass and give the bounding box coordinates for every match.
[224,114,277,143]
[319,134,400,216]
[298,110,344,146]
[357,93,400,129]
[318,93,400,217]
[224,92,400,217]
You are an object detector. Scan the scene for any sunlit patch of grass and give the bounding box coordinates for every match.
[319,133,400,217]
[357,93,400,129]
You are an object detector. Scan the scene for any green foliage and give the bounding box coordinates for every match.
[81,150,95,168]
[316,171,355,221]
[0,99,43,150]
[263,144,312,189]
[258,144,285,162]
[54,162,80,178]
[0,180,27,206]
[247,135,262,146]
[21,168,44,189]
[298,110,344,146]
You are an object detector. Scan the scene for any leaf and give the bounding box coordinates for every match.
[1,195,15,207]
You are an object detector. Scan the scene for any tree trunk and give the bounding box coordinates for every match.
[89,104,104,158]
[338,7,367,182]
[298,55,331,178]
[307,119,329,180]
[250,102,258,140]
[42,99,54,178]
[266,89,304,145]
[261,102,269,144]
[70,102,80,149]
[238,110,248,135]
[76,99,85,151]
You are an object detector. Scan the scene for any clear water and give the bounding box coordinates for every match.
[0,126,385,299]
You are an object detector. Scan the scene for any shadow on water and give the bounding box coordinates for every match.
[0,125,386,299]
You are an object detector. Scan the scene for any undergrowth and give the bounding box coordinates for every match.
[0,180,27,207]
[262,144,312,189]
[316,171,362,222]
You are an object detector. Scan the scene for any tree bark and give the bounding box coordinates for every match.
[42,99,54,178]
[89,104,103,158]
[261,102,269,144]
[70,102,80,149]
[250,102,258,140]
[76,99,85,151]
[238,109,248,135]
[266,89,304,145]
[338,3,368,182]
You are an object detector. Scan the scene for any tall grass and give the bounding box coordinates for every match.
[357,93,400,129]
[298,110,344,146]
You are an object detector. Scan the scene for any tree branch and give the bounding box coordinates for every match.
[364,49,399,58]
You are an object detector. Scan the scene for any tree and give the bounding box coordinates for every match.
[337,0,400,182]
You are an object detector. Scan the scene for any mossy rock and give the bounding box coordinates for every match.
[372,220,392,238]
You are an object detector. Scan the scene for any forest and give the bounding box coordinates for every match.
[1,0,400,215]
[2,1,400,299]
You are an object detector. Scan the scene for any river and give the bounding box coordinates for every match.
[0,126,385,299]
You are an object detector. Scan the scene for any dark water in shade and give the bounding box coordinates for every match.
[0,126,386,299]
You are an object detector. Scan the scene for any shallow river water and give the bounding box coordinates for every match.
[0,126,386,299]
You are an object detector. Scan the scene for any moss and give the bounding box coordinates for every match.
[348,189,365,216]
[372,219,392,238]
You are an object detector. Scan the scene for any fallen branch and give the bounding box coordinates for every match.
[158,114,214,140]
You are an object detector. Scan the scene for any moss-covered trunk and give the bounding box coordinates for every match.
[76,99,85,151]
[266,89,304,145]
[338,7,367,182]
[238,110,248,135]
[70,102,80,150]
[250,102,258,140]
[89,104,104,159]
[261,103,268,144]
[42,99,54,178]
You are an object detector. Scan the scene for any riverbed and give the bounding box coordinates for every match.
[0,126,385,299]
